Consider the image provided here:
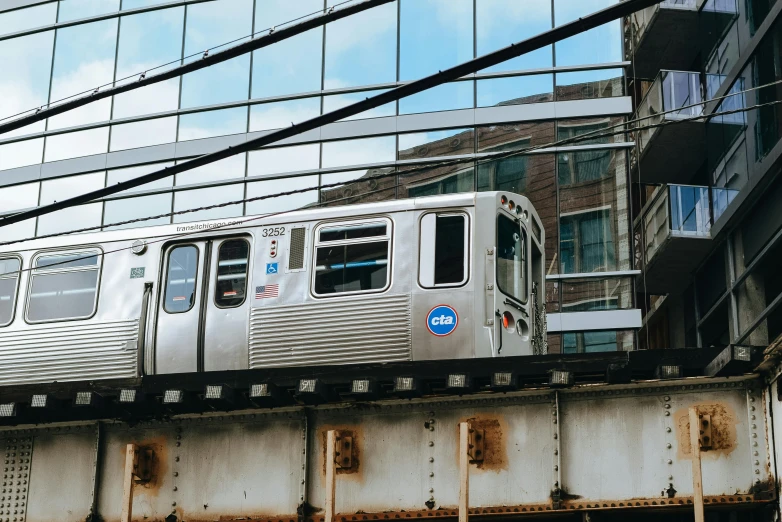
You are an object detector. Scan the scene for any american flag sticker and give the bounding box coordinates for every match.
[255,284,279,299]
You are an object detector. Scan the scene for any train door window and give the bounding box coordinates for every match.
[419,213,469,288]
[164,245,199,313]
[215,239,249,308]
[497,214,527,304]
[27,250,101,323]
[313,220,391,296]
[0,258,20,326]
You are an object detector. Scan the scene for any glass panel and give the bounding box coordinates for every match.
[106,162,174,193]
[434,215,466,285]
[399,82,474,114]
[562,330,633,353]
[113,7,184,118]
[561,277,633,311]
[173,183,244,222]
[48,20,118,128]
[736,237,782,344]
[669,185,711,235]
[58,0,119,22]
[164,245,198,313]
[324,1,396,89]
[476,0,552,72]
[0,273,19,326]
[109,116,177,151]
[555,69,624,101]
[477,75,553,107]
[400,0,473,80]
[398,128,475,198]
[0,139,44,171]
[323,136,396,168]
[0,182,40,243]
[178,107,248,141]
[249,97,321,132]
[314,241,389,295]
[180,0,253,108]
[44,127,110,162]
[215,239,249,307]
[320,169,397,206]
[252,0,323,99]
[323,89,396,121]
[175,154,246,186]
[36,252,99,269]
[103,193,172,229]
[37,173,105,235]
[28,270,100,321]
[497,213,525,303]
[0,31,55,138]
[554,0,621,66]
[122,0,172,8]
[0,4,57,36]
[320,223,388,242]
[245,175,319,215]
[478,123,558,273]
[248,144,320,177]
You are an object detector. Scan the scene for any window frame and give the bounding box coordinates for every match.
[25,247,103,324]
[0,255,22,328]
[496,211,528,306]
[213,238,250,310]
[163,243,201,315]
[418,211,470,289]
[311,217,393,298]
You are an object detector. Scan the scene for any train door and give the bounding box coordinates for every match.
[154,237,251,374]
[494,211,532,356]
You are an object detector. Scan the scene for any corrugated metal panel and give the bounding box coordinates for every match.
[288,227,306,270]
[0,319,138,385]
[249,294,411,367]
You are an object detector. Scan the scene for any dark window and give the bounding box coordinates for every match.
[563,330,618,353]
[0,258,20,326]
[560,209,616,274]
[497,213,526,304]
[434,215,466,285]
[164,245,199,313]
[215,240,249,308]
[314,220,391,296]
[28,250,101,322]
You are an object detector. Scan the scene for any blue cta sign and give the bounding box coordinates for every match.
[426,305,458,337]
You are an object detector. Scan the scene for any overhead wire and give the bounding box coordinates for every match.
[0,94,777,278]
[0,0,662,230]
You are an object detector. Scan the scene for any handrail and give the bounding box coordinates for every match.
[137,282,153,378]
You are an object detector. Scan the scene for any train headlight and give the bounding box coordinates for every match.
[163,390,185,404]
[446,373,472,393]
[500,195,508,206]
[508,200,515,212]
[491,372,516,389]
[656,365,682,380]
[549,370,574,387]
[75,391,103,408]
[31,394,61,409]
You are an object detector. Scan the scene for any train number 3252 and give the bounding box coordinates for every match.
[262,227,286,237]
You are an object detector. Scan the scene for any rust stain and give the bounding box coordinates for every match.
[117,434,168,498]
[456,415,508,472]
[320,425,362,481]
[674,402,738,460]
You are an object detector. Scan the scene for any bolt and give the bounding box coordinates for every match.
[666,427,671,433]
[666,443,672,449]
[429,488,434,493]
[175,457,180,462]
[664,411,670,416]
[428,441,434,447]
[428,457,434,463]
[429,472,434,477]
[172,502,177,507]
[664,396,670,401]
[554,465,558,471]
[664,404,671,409]
[554,449,558,455]
[173,472,179,477]
[173,487,178,492]
[667,460,672,465]
[668,475,673,481]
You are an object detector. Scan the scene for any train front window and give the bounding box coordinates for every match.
[313,219,391,296]
[497,214,527,304]
[27,249,101,323]
[164,245,199,313]
[215,239,249,308]
[0,258,20,326]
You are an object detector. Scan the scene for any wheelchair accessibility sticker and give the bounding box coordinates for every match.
[266,263,278,274]
[426,305,458,337]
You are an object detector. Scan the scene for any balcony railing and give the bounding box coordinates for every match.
[635,184,712,272]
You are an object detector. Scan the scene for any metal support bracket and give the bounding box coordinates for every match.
[688,407,705,522]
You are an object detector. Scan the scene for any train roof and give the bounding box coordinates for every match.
[0,191,528,255]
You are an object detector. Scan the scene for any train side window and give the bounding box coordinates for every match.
[419,213,469,288]
[215,239,249,308]
[0,258,21,326]
[164,245,199,313]
[497,214,527,305]
[27,250,101,323]
[313,219,391,296]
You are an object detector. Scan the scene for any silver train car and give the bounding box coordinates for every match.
[0,191,545,386]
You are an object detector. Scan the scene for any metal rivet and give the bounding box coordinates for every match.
[172,502,177,507]
[173,487,178,491]
[666,427,671,433]
[428,441,434,447]
[666,444,672,449]
[667,460,672,465]
[429,472,434,477]
[429,488,434,493]
[664,404,671,409]
[664,396,670,401]
[664,412,670,416]
[554,465,558,471]
[428,457,434,463]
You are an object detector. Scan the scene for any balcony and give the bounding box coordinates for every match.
[626,0,700,79]
[631,71,705,184]
[634,184,712,295]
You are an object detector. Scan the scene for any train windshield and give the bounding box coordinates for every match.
[496,214,527,304]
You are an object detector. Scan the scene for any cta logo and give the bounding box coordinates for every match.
[426,305,458,337]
